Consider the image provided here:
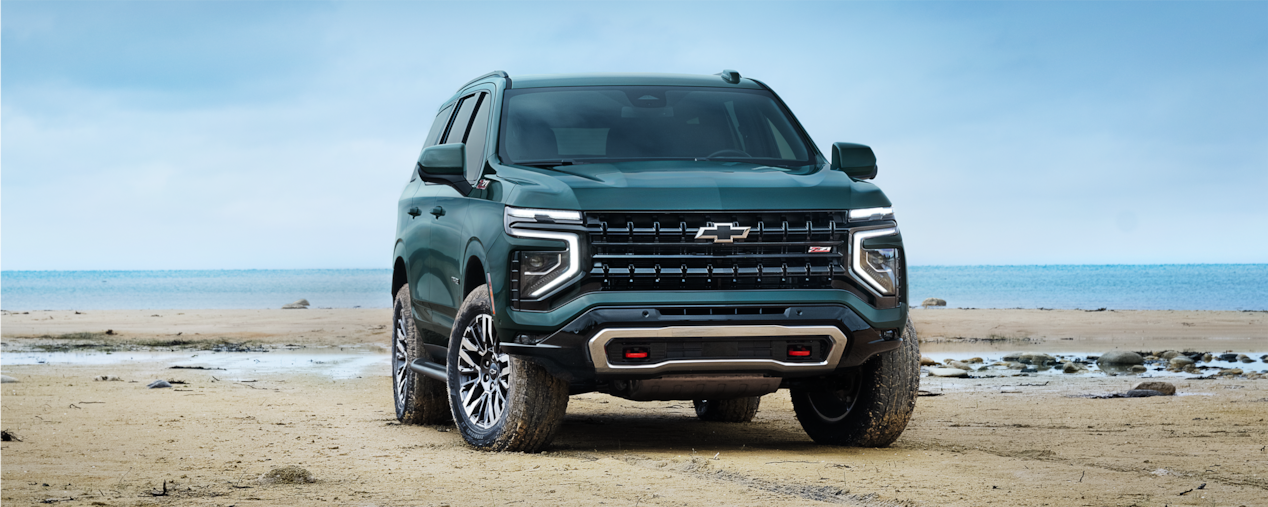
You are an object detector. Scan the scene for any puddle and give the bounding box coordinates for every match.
[921,351,1268,378]
[0,349,389,380]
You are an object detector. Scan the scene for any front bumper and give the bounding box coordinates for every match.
[501,302,905,389]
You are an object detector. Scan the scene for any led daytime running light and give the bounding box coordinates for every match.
[506,207,582,221]
[848,207,894,222]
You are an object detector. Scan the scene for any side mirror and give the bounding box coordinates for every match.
[418,143,465,176]
[830,142,877,180]
[415,143,473,194]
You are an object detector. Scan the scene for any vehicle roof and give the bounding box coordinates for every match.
[509,73,764,90]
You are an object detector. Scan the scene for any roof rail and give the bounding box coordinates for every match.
[458,70,510,92]
[717,69,741,84]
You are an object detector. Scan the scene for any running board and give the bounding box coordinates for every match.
[408,359,447,381]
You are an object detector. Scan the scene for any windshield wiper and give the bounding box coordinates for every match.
[514,159,584,168]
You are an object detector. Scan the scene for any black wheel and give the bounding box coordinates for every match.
[791,318,919,446]
[693,397,760,422]
[392,285,450,424]
[447,284,568,452]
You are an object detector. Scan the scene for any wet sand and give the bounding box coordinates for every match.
[2,309,1266,506]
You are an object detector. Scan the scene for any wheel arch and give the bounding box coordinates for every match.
[462,241,490,302]
[392,256,408,297]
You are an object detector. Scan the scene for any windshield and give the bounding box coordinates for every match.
[498,86,815,168]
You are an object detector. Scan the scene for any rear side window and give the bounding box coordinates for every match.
[463,94,491,182]
[443,94,479,144]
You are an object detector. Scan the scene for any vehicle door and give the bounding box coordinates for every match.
[422,89,491,333]
[405,102,459,332]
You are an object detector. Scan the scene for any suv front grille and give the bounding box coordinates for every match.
[585,211,849,291]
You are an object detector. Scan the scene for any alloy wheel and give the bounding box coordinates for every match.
[392,308,411,411]
[456,314,510,428]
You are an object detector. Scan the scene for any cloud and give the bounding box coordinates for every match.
[3,1,1266,269]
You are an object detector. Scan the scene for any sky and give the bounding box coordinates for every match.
[3,0,1266,270]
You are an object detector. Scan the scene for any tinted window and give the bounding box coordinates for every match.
[443,94,478,144]
[498,86,812,168]
[424,105,455,148]
[463,93,491,182]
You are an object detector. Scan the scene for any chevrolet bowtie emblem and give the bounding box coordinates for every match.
[695,223,751,243]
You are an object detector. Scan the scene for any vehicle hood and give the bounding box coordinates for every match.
[493,160,891,211]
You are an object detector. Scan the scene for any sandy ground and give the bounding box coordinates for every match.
[2,309,1267,506]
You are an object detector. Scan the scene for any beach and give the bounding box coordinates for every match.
[2,308,1266,506]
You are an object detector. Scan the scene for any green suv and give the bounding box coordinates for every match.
[391,70,917,452]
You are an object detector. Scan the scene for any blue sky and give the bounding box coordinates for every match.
[3,1,1266,270]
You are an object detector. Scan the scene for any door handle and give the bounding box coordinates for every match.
[430,206,446,218]
[407,207,421,217]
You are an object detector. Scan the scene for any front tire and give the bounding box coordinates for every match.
[790,318,920,446]
[446,284,568,452]
[392,285,450,424]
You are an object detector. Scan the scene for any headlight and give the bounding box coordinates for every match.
[851,228,899,296]
[505,206,583,298]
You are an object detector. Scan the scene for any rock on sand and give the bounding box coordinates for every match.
[1169,356,1195,368]
[928,367,968,378]
[1098,351,1144,365]
[1,375,17,383]
[1062,362,1088,374]
[1020,353,1056,365]
[947,360,974,370]
[921,298,947,307]
[1132,381,1176,395]
[260,465,315,484]
[282,299,311,310]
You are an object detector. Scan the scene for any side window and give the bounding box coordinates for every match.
[463,93,491,182]
[443,94,478,144]
[424,105,455,149]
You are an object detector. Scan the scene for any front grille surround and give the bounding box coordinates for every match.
[510,210,901,311]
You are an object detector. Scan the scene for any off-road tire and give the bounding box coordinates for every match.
[392,285,450,424]
[693,397,760,422]
[447,285,569,452]
[791,318,919,446]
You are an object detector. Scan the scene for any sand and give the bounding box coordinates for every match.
[2,308,1266,506]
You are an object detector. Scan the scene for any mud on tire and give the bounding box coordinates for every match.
[392,285,451,425]
[693,397,761,422]
[790,318,919,446]
[447,284,569,452]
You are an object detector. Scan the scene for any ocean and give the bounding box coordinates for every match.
[1,265,1265,311]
